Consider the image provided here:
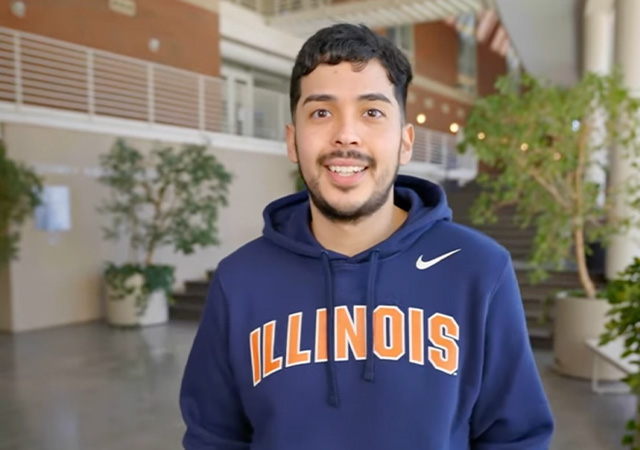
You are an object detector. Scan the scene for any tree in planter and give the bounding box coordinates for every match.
[98,138,232,316]
[458,71,640,298]
[0,139,43,266]
[601,257,640,449]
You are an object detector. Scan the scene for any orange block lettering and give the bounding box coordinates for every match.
[374,306,405,360]
[335,305,366,361]
[263,321,283,378]
[286,313,311,367]
[409,308,424,365]
[428,313,460,375]
[250,327,261,386]
[315,309,328,362]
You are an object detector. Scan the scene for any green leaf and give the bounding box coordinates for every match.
[0,139,44,266]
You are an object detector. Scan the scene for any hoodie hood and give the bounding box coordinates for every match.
[262,174,452,261]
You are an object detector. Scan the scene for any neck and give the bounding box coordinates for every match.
[310,195,408,257]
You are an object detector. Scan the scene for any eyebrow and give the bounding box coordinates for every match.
[302,94,336,105]
[358,93,392,104]
[302,93,393,106]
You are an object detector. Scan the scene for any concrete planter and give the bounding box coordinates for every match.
[553,294,624,380]
[106,274,168,327]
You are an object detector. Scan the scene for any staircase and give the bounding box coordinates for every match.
[169,270,215,322]
[445,181,592,349]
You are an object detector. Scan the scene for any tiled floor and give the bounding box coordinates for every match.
[0,322,635,450]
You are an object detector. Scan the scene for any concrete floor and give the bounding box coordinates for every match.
[0,322,635,450]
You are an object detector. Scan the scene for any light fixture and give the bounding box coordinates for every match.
[449,122,460,133]
[477,132,486,140]
[11,0,26,18]
[148,38,160,53]
[520,142,529,152]
[416,114,427,124]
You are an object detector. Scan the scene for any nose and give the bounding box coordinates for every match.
[332,117,361,148]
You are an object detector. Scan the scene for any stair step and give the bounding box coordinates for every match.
[172,292,207,307]
[169,303,204,321]
[184,280,209,295]
[528,325,553,350]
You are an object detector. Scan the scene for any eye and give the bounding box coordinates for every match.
[312,109,331,119]
[365,109,384,118]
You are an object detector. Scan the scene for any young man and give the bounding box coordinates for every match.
[180,23,554,449]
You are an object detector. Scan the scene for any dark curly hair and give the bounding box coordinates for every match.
[289,23,413,121]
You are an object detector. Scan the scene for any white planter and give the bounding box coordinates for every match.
[106,274,168,327]
[138,289,168,326]
[553,295,624,380]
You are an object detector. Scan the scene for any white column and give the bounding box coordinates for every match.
[606,0,640,279]
[584,0,615,76]
[584,0,614,209]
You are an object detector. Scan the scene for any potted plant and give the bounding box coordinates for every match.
[459,70,640,378]
[601,257,640,449]
[98,138,232,326]
[0,139,43,267]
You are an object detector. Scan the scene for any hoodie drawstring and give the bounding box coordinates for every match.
[321,249,381,407]
[321,251,340,407]
[363,250,379,382]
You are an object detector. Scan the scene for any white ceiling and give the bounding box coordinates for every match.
[495,0,582,86]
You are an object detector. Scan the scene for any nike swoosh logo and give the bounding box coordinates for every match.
[416,249,461,270]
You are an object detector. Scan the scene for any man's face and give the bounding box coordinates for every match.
[286,59,414,223]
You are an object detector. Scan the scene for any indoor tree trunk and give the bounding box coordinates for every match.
[574,225,596,299]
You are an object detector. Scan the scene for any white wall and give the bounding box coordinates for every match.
[1,123,295,332]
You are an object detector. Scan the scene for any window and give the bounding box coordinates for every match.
[387,25,414,60]
[456,13,477,95]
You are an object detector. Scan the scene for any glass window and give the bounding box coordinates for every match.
[456,13,477,95]
[387,25,414,59]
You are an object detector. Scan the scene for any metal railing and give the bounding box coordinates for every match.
[0,26,232,133]
[412,127,477,177]
[0,26,476,178]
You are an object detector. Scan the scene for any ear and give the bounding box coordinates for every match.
[399,123,414,165]
[286,123,297,163]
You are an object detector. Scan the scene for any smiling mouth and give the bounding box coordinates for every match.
[326,165,368,176]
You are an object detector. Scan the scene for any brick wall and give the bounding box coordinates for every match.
[413,22,458,87]
[406,85,470,133]
[477,39,507,96]
[0,0,220,76]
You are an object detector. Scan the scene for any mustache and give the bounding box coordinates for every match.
[318,150,375,167]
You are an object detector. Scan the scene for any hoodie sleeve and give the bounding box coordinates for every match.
[180,273,252,449]
[470,255,554,450]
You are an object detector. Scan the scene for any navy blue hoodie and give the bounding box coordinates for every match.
[180,175,554,449]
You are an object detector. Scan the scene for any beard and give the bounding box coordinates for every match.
[296,140,402,224]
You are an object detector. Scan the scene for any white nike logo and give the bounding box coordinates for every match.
[416,249,461,270]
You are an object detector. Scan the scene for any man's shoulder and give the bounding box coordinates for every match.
[218,236,276,270]
[431,220,509,256]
